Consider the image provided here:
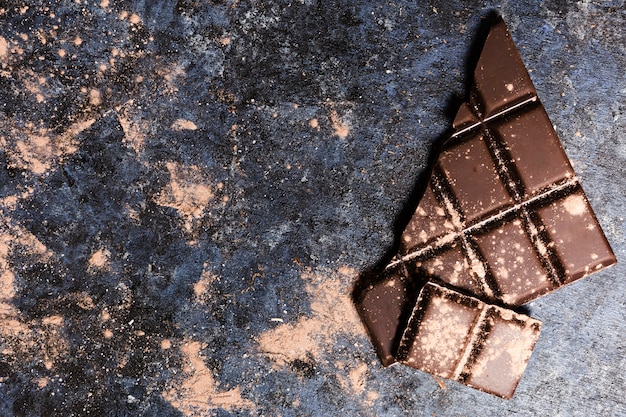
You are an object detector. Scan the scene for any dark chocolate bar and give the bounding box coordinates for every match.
[354,15,617,399]
[397,282,541,399]
[397,18,616,306]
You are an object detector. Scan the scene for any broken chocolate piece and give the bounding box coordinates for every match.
[397,282,541,399]
[398,17,616,306]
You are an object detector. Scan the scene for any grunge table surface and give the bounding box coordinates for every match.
[0,1,624,416]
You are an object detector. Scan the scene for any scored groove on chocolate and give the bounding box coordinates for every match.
[452,304,490,382]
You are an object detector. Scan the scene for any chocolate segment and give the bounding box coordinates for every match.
[416,245,482,297]
[473,216,555,305]
[397,283,541,399]
[401,184,451,249]
[491,103,575,197]
[438,132,514,224]
[354,265,420,367]
[398,17,616,306]
[462,306,541,398]
[453,102,481,132]
[397,283,482,379]
[536,189,616,284]
[470,19,537,118]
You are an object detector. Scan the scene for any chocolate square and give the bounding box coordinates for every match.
[415,244,484,298]
[473,216,555,305]
[491,104,575,197]
[397,283,483,379]
[400,183,451,252]
[438,132,514,224]
[462,307,541,399]
[536,189,616,284]
[354,265,420,367]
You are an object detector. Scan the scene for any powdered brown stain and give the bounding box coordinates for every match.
[2,118,95,176]
[0,36,8,61]
[193,263,219,304]
[170,119,198,131]
[162,340,255,415]
[257,267,364,367]
[88,248,111,272]
[155,162,215,234]
[328,109,350,138]
[0,222,67,372]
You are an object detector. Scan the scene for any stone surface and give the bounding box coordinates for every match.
[0,1,624,416]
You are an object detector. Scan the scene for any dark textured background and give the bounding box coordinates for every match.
[0,1,624,416]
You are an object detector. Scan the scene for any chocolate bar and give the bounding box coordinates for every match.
[397,282,541,399]
[397,18,616,306]
[354,15,617,399]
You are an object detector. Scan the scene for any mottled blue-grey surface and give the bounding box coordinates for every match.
[0,1,624,416]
